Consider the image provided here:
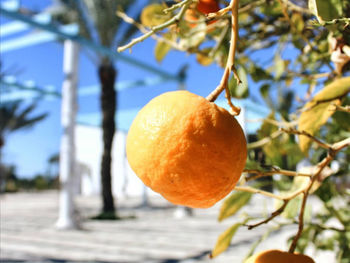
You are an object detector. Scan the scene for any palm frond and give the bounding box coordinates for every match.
[0,102,48,135]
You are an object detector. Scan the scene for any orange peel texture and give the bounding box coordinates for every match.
[126,91,247,208]
[245,249,315,263]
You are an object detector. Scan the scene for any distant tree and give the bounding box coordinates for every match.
[0,101,47,190]
[0,101,47,149]
[52,0,150,218]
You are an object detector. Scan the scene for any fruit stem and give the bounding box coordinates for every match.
[206,0,241,116]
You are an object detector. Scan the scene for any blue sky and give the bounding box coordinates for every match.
[2,0,249,177]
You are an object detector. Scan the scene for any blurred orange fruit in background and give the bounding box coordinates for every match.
[245,249,315,263]
[197,0,220,14]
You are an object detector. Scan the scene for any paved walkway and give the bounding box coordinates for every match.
[0,191,334,263]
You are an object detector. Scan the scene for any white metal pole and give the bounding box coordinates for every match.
[56,40,79,230]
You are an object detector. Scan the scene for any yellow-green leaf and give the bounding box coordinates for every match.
[196,52,213,66]
[291,12,304,33]
[274,55,285,80]
[308,0,343,23]
[218,191,252,222]
[179,23,206,49]
[298,77,350,154]
[154,34,174,63]
[210,222,242,258]
[228,67,249,99]
[141,4,171,28]
[282,196,302,219]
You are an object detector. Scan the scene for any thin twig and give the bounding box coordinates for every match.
[116,10,185,51]
[163,0,189,14]
[117,0,192,52]
[246,200,289,230]
[282,0,313,15]
[245,137,350,233]
[243,168,312,182]
[246,118,298,128]
[289,192,308,253]
[302,89,350,111]
[235,186,284,200]
[307,222,346,232]
[286,136,350,251]
[281,128,331,149]
[330,103,350,113]
[247,130,283,149]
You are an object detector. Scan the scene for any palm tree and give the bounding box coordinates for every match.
[0,101,48,149]
[0,101,47,190]
[53,0,146,218]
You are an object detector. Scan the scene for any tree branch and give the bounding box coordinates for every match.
[247,130,283,149]
[246,200,289,230]
[330,103,350,113]
[117,0,192,52]
[289,192,308,253]
[244,168,312,182]
[235,186,284,200]
[281,128,331,149]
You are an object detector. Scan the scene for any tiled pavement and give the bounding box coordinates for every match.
[0,191,335,263]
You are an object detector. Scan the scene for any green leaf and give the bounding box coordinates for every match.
[179,23,206,49]
[154,33,174,63]
[210,222,242,258]
[291,12,305,33]
[282,196,302,219]
[250,64,272,82]
[141,4,171,28]
[218,191,252,222]
[260,84,270,99]
[228,67,249,99]
[274,55,285,80]
[308,0,343,23]
[298,77,350,154]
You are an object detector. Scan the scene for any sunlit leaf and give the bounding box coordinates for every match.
[218,191,252,222]
[228,67,249,98]
[179,23,206,49]
[154,33,174,63]
[196,52,213,66]
[250,64,272,82]
[291,12,304,33]
[282,196,302,219]
[210,222,242,258]
[343,45,350,57]
[141,4,171,28]
[298,77,350,154]
[260,84,270,99]
[308,0,343,23]
[274,55,285,80]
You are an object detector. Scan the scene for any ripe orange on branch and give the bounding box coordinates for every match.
[185,0,220,29]
[126,91,247,208]
[245,249,315,263]
[197,0,220,15]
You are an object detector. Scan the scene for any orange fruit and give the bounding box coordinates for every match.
[245,250,315,263]
[126,91,247,208]
[185,0,220,29]
[197,0,220,15]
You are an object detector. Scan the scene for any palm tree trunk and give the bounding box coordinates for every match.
[98,63,117,215]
